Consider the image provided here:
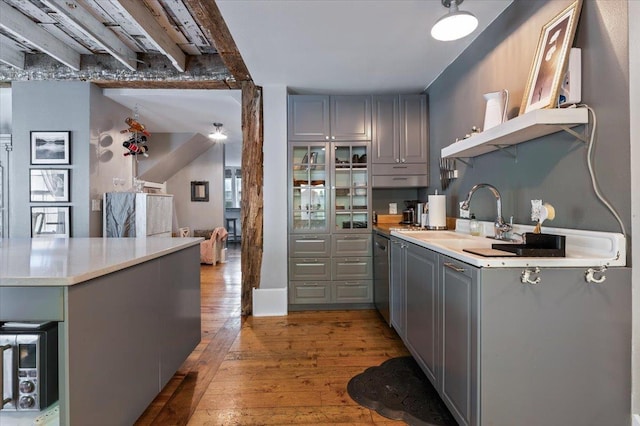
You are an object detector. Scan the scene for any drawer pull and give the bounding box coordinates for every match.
[444,262,465,273]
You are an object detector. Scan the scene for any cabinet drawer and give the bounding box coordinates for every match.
[372,174,429,188]
[332,234,372,257]
[289,235,331,257]
[372,163,427,176]
[289,258,331,281]
[332,257,372,280]
[333,280,373,303]
[289,281,331,304]
[0,287,64,321]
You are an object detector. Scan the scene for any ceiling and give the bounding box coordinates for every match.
[0,0,513,141]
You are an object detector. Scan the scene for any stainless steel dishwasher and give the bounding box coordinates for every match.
[373,232,390,325]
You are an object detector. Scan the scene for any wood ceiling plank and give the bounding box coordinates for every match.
[92,80,233,89]
[111,0,187,72]
[38,23,93,55]
[182,0,251,82]
[0,2,81,70]
[42,0,138,70]
[0,34,25,69]
[159,0,210,48]
[143,0,194,48]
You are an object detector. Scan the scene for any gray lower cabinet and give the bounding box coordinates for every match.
[394,241,632,426]
[405,242,438,385]
[289,233,372,305]
[439,255,478,426]
[389,237,406,338]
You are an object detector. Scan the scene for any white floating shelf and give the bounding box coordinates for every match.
[441,108,589,159]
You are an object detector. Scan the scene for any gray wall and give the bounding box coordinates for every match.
[427,0,630,243]
[11,81,92,237]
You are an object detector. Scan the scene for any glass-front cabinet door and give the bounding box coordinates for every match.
[290,143,328,233]
[332,143,369,232]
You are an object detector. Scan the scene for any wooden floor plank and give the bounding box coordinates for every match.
[136,246,412,425]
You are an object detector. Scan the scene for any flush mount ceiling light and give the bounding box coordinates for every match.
[431,0,479,42]
[208,122,228,141]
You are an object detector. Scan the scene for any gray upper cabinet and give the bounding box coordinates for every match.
[288,95,371,141]
[372,94,428,164]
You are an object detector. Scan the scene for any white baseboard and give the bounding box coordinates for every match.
[252,288,287,316]
[633,414,640,426]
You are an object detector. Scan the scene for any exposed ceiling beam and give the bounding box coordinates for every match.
[42,0,138,71]
[111,0,187,72]
[182,0,251,82]
[0,1,81,70]
[0,34,25,69]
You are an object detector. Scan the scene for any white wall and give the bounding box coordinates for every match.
[630,0,640,417]
[89,85,136,236]
[257,85,288,299]
[166,143,224,233]
[0,88,11,134]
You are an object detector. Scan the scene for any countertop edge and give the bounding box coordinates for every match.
[0,238,204,286]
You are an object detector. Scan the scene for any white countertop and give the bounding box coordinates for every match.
[391,220,626,268]
[0,237,203,286]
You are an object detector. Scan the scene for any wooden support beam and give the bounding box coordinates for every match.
[0,1,80,70]
[182,0,252,82]
[111,0,186,72]
[42,0,138,71]
[0,34,25,69]
[240,80,263,316]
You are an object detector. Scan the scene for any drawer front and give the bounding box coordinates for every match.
[289,281,331,304]
[372,174,429,188]
[0,287,65,321]
[332,257,372,280]
[289,258,331,281]
[372,163,427,176]
[289,235,331,257]
[333,281,373,303]
[332,234,372,257]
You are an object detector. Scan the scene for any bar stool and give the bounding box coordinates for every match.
[225,218,238,245]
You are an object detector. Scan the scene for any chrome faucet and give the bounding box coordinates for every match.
[460,183,512,240]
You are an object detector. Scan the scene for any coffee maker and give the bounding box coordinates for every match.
[401,200,419,224]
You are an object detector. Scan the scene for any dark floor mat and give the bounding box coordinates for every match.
[347,356,457,426]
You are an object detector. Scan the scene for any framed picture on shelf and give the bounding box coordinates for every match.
[519,0,583,115]
[30,169,70,202]
[31,206,70,238]
[31,131,71,164]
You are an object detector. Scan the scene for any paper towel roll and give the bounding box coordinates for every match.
[428,195,447,229]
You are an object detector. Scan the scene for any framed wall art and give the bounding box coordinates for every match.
[191,181,209,202]
[31,206,70,238]
[519,0,583,115]
[31,131,71,164]
[30,169,70,202]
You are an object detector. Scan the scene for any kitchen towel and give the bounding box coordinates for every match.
[428,194,447,229]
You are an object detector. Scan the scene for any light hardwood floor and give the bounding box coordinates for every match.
[136,246,410,425]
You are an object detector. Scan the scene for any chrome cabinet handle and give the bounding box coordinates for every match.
[444,262,465,273]
[375,242,387,251]
[1,344,12,407]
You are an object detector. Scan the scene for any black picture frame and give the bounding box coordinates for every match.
[30,168,70,202]
[31,206,70,238]
[31,131,71,165]
[191,181,209,202]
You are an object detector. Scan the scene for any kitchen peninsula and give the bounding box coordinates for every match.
[0,237,202,425]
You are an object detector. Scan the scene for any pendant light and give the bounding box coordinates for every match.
[431,0,478,42]
[208,122,227,141]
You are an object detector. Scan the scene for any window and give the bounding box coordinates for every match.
[225,168,242,208]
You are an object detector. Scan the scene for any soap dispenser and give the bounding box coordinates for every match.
[469,213,481,236]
